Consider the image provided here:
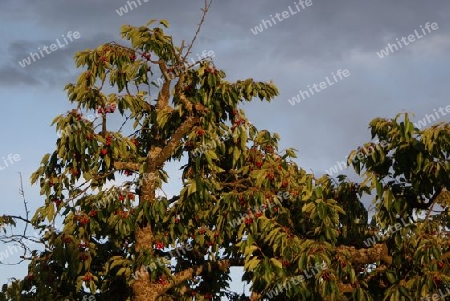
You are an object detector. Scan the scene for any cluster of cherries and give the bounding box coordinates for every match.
[74,213,90,226]
[154,241,164,250]
[97,103,116,115]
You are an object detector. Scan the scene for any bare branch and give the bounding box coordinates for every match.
[182,0,214,62]
[153,117,200,168]
[337,243,392,265]
[113,161,140,171]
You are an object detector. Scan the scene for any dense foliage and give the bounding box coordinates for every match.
[1,19,449,301]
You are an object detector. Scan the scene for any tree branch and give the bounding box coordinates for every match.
[156,60,173,112]
[337,243,392,265]
[153,117,200,169]
[182,0,214,62]
[113,161,140,171]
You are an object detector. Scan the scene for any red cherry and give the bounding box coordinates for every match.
[155,241,164,250]
[100,149,108,155]
[245,218,253,225]
[157,276,167,285]
[438,261,444,269]
[255,161,263,168]
[82,274,92,281]
[196,129,205,136]
[322,272,330,281]
[130,54,136,62]
[434,276,442,285]
[88,210,97,217]
[79,217,90,226]
[120,211,130,219]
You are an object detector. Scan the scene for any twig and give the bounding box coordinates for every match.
[182,0,214,62]
[18,173,29,236]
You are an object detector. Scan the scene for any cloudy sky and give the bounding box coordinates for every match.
[0,0,449,295]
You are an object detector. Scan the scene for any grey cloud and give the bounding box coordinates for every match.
[1,33,116,86]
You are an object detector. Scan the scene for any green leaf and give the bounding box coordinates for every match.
[270,258,283,269]
[159,19,169,28]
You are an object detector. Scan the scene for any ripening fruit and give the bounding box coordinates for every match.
[100,149,108,155]
[82,274,93,281]
[154,241,164,250]
[79,217,90,226]
[434,276,442,285]
[157,276,168,285]
[196,129,205,136]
